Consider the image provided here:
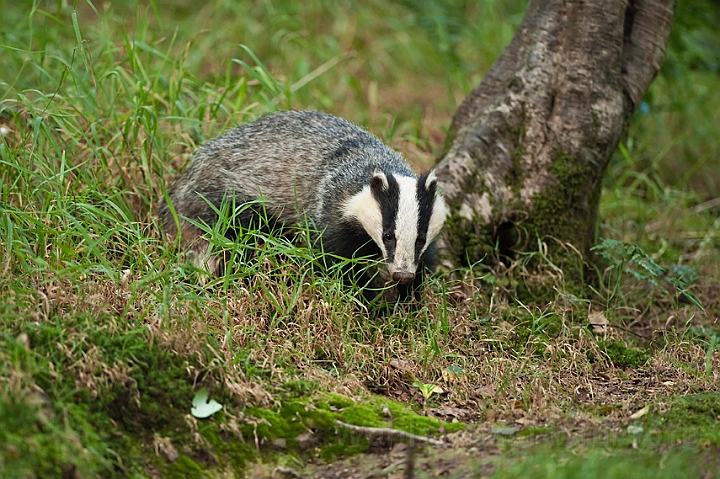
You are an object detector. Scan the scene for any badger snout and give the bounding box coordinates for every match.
[391,271,415,285]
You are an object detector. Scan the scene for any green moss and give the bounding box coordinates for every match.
[320,440,370,461]
[244,398,337,444]
[517,426,556,437]
[644,393,720,445]
[506,113,528,193]
[442,124,604,292]
[283,400,338,431]
[601,341,650,368]
[337,403,387,428]
[3,307,467,476]
[3,314,252,477]
[166,455,205,479]
[444,146,604,300]
[329,393,358,409]
[442,211,497,268]
[517,150,603,297]
[0,395,103,478]
[317,392,357,410]
[236,393,465,461]
[388,406,464,435]
[2,304,471,476]
[277,400,332,437]
[537,151,600,246]
[197,422,256,472]
[317,396,464,460]
[333,397,466,436]
[106,351,196,433]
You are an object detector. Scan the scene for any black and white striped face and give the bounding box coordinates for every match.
[343,170,448,284]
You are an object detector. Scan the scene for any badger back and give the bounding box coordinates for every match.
[159,111,395,233]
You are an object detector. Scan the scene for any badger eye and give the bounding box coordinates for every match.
[416,235,426,245]
[383,232,395,242]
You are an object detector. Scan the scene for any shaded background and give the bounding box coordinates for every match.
[2,0,718,195]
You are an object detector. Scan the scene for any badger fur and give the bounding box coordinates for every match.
[157,110,448,301]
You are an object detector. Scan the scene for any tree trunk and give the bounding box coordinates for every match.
[435,0,675,280]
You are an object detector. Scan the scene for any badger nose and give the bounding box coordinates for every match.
[392,271,415,285]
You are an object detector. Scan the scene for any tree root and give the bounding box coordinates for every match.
[335,420,448,447]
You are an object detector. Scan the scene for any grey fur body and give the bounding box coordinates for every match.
[157,110,447,300]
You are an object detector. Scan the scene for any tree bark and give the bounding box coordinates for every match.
[435,0,675,278]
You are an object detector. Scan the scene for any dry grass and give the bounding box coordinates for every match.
[6,231,717,420]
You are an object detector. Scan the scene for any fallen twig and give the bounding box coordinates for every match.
[335,420,448,447]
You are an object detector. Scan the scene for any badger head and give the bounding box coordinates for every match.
[343,169,448,285]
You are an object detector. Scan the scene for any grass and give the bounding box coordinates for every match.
[1,0,719,477]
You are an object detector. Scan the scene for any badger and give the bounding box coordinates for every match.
[157,110,448,301]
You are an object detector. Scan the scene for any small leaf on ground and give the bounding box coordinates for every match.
[474,385,496,397]
[629,405,650,420]
[191,388,223,418]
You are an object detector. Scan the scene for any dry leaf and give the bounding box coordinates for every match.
[589,310,608,333]
[474,385,496,397]
[629,405,650,420]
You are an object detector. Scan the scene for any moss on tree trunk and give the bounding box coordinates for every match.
[435,0,676,295]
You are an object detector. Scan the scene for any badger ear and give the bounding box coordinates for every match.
[370,169,389,192]
[424,170,438,190]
